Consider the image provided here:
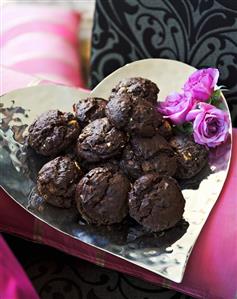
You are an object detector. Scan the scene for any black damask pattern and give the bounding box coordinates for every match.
[4,234,194,299]
[90,0,237,126]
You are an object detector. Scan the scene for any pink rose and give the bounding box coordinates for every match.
[184,68,219,101]
[158,92,195,125]
[186,103,230,148]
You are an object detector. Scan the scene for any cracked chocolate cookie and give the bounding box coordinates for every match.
[106,94,162,137]
[28,110,80,156]
[129,174,185,232]
[80,159,120,173]
[73,97,107,128]
[158,119,173,140]
[120,134,177,180]
[75,167,131,225]
[77,117,127,162]
[37,156,83,208]
[170,135,209,179]
[110,77,159,104]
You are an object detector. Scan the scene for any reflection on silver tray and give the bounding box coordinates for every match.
[0,59,232,283]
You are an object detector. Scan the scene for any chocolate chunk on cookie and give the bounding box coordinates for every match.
[170,135,208,179]
[80,159,120,173]
[158,120,173,140]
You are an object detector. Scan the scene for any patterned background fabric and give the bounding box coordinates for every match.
[90,0,237,126]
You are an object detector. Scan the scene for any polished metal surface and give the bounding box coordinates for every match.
[0,59,232,283]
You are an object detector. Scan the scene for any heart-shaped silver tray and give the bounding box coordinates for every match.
[0,59,232,283]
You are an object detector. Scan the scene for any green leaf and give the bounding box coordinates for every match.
[183,122,193,134]
[209,89,221,106]
[174,122,193,135]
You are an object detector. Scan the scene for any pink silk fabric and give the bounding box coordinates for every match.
[1,65,53,95]
[1,5,83,87]
[0,235,40,299]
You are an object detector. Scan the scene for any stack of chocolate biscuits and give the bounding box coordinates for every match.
[28,77,208,232]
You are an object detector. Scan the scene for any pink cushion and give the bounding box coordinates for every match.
[0,65,53,95]
[0,234,39,299]
[1,5,83,87]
